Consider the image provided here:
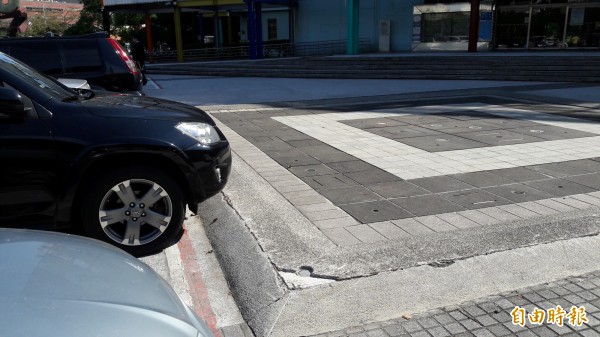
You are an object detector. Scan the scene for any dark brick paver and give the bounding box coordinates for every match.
[310,271,600,337]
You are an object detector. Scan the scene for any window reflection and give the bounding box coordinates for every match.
[496,3,600,48]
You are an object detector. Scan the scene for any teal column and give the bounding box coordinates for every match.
[347,0,359,55]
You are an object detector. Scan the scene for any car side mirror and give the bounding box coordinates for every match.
[0,87,25,120]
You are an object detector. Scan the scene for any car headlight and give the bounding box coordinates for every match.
[176,123,221,145]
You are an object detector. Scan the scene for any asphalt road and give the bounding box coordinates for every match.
[140,74,600,337]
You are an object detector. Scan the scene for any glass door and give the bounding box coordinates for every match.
[495,7,530,48]
[528,6,567,48]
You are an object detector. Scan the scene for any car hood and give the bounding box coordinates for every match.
[80,93,215,124]
[0,229,213,337]
[0,299,202,337]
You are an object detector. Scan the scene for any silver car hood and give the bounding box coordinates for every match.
[1,298,200,337]
[0,229,213,337]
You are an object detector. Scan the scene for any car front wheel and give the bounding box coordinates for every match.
[81,166,185,256]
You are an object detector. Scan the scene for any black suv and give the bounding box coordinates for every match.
[0,52,231,256]
[0,32,144,94]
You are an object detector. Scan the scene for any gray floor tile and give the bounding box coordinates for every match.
[366,181,431,198]
[321,228,361,246]
[253,140,295,151]
[287,139,327,148]
[346,225,387,243]
[487,167,555,183]
[525,179,596,197]
[552,196,594,209]
[433,110,500,121]
[320,186,384,205]
[483,183,554,203]
[415,215,457,232]
[313,217,359,229]
[268,129,313,141]
[391,195,466,216]
[326,160,380,173]
[388,114,456,125]
[302,174,359,190]
[392,218,435,235]
[507,125,597,141]
[247,136,285,144]
[417,119,501,134]
[369,221,411,239]
[397,134,489,152]
[289,164,338,177]
[457,210,501,225]
[301,145,358,163]
[450,171,516,188]
[367,125,443,139]
[535,199,576,212]
[304,209,350,221]
[519,201,561,215]
[440,189,512,209]
[436,213,480,229]
[562,159,600,174]
[410,176,476,193]
[476,117,541,129]
[271,154,321,167]
[565,173,600,190]
[264,147,311,158]
[340,200,414,223]
[529,161,600,178]
[345,169,402,185]
[340,117,407,129]
[458,130,545,146]
[478,207,522,222]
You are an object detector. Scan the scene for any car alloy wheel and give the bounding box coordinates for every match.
[98,179,173,246]
[81,166,185,256]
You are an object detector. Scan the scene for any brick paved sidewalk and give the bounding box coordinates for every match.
[311,271,600,337]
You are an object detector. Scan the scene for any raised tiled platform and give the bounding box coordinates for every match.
[212,97,600,246]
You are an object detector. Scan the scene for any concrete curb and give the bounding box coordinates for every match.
[198,163,288,337]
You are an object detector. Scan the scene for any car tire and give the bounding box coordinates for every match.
[81,166,185,256]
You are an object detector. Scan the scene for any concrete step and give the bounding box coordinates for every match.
[147,55,600,83]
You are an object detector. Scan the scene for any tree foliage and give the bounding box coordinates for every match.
[63,0,103,36]
[27,14,71,36]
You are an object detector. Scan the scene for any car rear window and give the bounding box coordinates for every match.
[62,40,103,74]
[8,43,63,75]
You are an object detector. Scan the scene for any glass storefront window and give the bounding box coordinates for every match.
[421,12,470,42]
[565,7,600,47]
[529,7,567,47]
[496,2,600,49]
[495,8,530,47]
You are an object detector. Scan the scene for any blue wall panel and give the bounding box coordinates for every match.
[296,0,424,51]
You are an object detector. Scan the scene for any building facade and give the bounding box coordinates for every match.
[102,0,600,61]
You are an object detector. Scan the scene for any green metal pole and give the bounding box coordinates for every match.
[347,0,359,55]
[174,7,184,62]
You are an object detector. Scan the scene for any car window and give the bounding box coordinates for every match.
[62,40,103,74]
[9,43,63,75]
[0,53,73,100]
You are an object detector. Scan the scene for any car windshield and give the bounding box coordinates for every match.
[0,53,74,99]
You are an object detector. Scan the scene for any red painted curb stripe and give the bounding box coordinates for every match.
[178,228,222,337]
